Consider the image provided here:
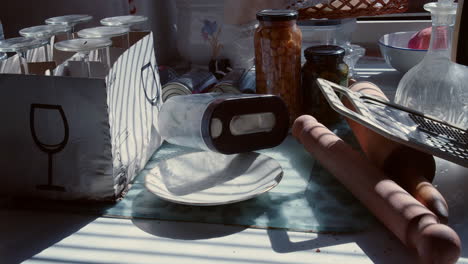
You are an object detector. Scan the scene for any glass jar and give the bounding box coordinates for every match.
[254,10,302,123]
[301,45,349,126]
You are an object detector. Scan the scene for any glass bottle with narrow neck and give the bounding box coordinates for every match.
[395,0,468,128]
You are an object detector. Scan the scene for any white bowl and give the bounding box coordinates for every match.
[378,31,427,73]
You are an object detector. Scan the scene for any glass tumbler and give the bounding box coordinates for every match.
[54,38,112,78]
[19,24,71,61]
[45,14,93,39]
[0,37,49,74]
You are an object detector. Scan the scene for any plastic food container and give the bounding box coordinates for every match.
[158,93,289,154]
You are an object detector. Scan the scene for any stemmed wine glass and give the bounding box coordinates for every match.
[45,14,93,39]
[54,38,112,78]
[0,52,6,73]
[0,37,49,74]
[100,15,148,47]
[100,15,148,30]
[77,26,130,68]
[19,24,71,61]
[30,104,69,192]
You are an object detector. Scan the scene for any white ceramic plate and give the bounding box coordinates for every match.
[145,151,283,206]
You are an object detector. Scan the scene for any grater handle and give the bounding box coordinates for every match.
[316,78,371,122]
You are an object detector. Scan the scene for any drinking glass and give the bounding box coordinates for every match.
[30,104,69,192]
[100,15,148,31]
[344,44,366,78]
[19,24,71,61]
[54,38,112,77]
[0,37,49,74]
[77,26,130,65]
[45,14,93,39]
[101,15,148,46]
[0,52,6,73]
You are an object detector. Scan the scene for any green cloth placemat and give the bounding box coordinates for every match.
[3,121,374,233]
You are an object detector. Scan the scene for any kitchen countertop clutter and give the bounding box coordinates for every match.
[1,1,468,264]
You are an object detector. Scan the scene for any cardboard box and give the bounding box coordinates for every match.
[0,32,163,201]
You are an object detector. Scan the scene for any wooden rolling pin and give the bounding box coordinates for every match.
[343,81,449,224]
[293,115,461,264]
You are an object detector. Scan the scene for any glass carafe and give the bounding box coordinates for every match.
[395,0,468,128]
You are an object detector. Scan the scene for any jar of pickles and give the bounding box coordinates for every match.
[302,45,349,126]
[254,10,302,123]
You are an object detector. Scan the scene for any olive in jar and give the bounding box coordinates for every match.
[301,45,349,126]
[254,10,302,124]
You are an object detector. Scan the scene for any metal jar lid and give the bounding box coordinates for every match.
[304,45,346,62]
[256,10,298,22]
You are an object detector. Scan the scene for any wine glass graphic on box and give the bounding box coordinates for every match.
[141,62,160,106]
[30,104,69,192]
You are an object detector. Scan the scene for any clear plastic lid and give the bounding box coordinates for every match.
[77,26,129,39]
[100,15,148,27]
[0,37,49,52]
[45,14,93,26]
[19,25,71,39]
[54,38,112,52]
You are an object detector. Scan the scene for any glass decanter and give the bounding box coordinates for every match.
[394,0,468,128]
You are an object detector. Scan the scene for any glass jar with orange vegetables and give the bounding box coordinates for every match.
[254,10,302,123]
